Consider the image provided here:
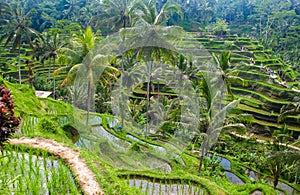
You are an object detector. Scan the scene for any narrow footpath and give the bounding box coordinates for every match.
[8,137,104,195]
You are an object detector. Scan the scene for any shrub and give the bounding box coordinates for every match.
[35,117,59,134]
[0,86,19,143]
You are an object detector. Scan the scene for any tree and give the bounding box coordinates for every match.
[196,73,245,172]
[212,18,230,36]
[0,1,39,84]
[212,50,245,99]
[98,0,141,31]
[33,29,66,97]
[55,26,119,126]
[137,0,182,26]
[55,26,97,87]
[266,132,300,189]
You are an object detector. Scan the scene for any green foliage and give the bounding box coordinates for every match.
[213,19,230,36]
[203,153,223,177]
[0,145,82,194]
[34,117,59,134]
[128,142,141,152]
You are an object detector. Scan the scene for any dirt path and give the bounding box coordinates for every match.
[8,137,104,195]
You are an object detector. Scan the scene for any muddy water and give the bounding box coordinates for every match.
[126,179,208,195]
[243,167,299,195]
[224,171,245,184]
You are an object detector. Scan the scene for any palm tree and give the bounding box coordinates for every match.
[137,0,182,26]
[196,73,246,172]
[33,29,66,98]
[74,53,119,127]
[55,26,120,126]
[212,50,245,99]
[266,133,300,189]
[55,26,97,87]
[97,0,141,30]
[278,102,300,123]
[0,1,39,84]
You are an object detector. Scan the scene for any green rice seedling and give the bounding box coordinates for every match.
[152,178,155,195]
[42,150,48,170]
[17,173,24,194]
[188,180,192,194]
[139,178,143,190]
[159,180,162,195]
[133,176,136,187]
[145,180,149,194]
[181,179,184,194]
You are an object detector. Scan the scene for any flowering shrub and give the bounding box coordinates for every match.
[0,86,19,143]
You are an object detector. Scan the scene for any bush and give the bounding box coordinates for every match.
[0,86,19,143]
[35,117,60,134]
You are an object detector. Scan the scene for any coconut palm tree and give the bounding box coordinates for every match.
[0,1,40,84]
[137,0,182,26]
[96,0,141,30]
[196,73,247,172]
[33,29,67,98]
[55,26,97,87]
[55,26,120,126]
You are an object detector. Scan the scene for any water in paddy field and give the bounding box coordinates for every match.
[126,179,208,195]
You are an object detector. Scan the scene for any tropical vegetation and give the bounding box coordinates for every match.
[0,0,299,194]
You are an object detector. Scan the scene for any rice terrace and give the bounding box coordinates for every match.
[0,0,299,194]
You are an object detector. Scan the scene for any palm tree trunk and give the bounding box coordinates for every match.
[53,76,56,99]
[146,63,152,137]
[120,30,126,129]
[18,45,22,84]
[120,76,125,128]
[52,58,56,99]
[48,66,51,83]
[198,137,207,172]
[86,79,91,130]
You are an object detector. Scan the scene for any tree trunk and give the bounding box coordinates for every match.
[120,76,125,128]
[273,170,279,189]
[146,63,152,137]
[52,58,56,99]
[86,79,91,130]
[53,76,56,99]
[18,45,22,84]
[198,137,207,172]
[198,155,204,173]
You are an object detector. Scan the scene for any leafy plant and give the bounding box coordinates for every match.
[0,86,19,144]
[34,117,59,134]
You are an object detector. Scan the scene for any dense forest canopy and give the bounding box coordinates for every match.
[0,0,299,70]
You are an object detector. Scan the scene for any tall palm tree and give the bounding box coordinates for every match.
[137,0,182,26]
[196,73,245,172]
[74,53,119,127]
[55,26,97,87]
[33,29,66,98]
[97,0,141,30]
[0,1,39,84]
[54,26,120,126]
